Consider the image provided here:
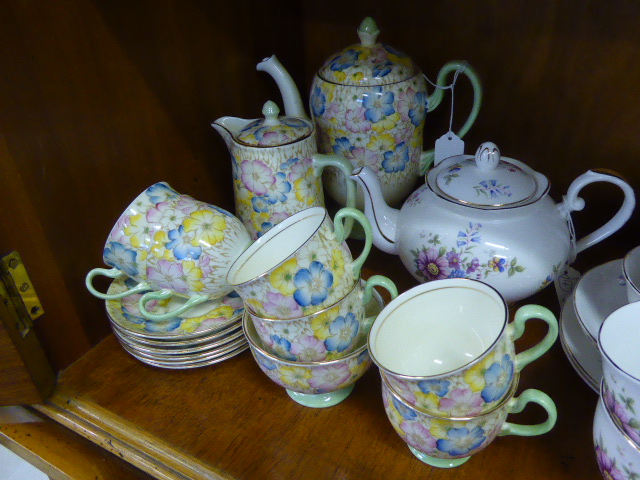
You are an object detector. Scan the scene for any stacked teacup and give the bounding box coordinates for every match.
[367,278,559,468]
[592,246,640,478]
[85,182,253,367]
[228,205,398,408]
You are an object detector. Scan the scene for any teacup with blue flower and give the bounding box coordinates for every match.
[369,278,558,417]
[227,206,372,320]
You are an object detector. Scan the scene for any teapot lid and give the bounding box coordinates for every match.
[237,101,313,147]
[427,142,547,208]
[317,17,421,86]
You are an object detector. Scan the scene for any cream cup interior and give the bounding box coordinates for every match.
[227,207,326,285]
[599,302,640,381]
[369,280,505,377]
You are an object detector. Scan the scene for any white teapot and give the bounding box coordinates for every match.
[349,142,636,303]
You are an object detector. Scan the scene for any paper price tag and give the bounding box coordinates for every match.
[554,265,581,306]
[434,132,465,166]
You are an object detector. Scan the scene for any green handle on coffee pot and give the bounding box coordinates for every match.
[420,60,483,175]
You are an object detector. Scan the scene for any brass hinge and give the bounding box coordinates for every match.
[0,251,44,337]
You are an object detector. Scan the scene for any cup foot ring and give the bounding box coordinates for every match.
[286,384,355,408]
[408,446,470,468]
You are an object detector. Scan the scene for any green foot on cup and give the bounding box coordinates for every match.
[408,446,470,468]
[286,384,355,408]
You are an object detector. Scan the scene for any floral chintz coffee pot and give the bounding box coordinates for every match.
[213,100,355,239]
[351,141,636,303]
[258,17,482,208]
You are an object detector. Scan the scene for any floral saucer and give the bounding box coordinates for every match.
[574,259,628,346]
[559,292,602,392]
[105,276,244,339]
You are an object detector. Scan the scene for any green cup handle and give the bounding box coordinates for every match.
[312,153,357,237]
[361,275,398,331]
[137,289,210,321]
[499,389,558,437]
[333,207,373,278]
[362,275,398,305]
[510,304,559,372]
[419,60,483,175]
[85,267,150,300]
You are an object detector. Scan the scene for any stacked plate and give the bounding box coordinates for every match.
[105,276,247,369]
[559,258,628,392]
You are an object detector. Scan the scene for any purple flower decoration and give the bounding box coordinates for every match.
[416,248,451,281]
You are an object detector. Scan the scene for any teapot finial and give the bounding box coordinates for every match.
[475,142,500,171]
[358,17,380,47]
[262,100,281,126]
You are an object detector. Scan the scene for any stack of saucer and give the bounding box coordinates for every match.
[105,276,247,369]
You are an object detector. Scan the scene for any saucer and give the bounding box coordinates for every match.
[105,276,244,339]
[559,292,602,392]
[573,258,628,346]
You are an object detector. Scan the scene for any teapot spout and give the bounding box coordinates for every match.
[257,55,307,119]
[350,166,400,255]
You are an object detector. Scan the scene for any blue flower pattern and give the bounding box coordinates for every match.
[166,225,202,260]
[363,87,395,123]
[104,241,138,277]
[293,261,334,307]
[481,354,515,402]
[325,313,360,353]
[418,379,451,397]
[437,426,486,456]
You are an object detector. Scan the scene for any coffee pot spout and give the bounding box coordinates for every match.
[257,55,307,119]
[350,166,400,255]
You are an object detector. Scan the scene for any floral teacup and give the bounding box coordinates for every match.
[369,278,558,416]
[86,182,251,320]
[86,182,181,299]
[382,373,557,468]
[242,286,385,408]
[594,382,640,480]
[227,206,372,319]
[249,275,397,362]
[599,301,640,446]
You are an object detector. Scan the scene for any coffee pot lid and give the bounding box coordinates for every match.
[427,142,543,208]
[237,101,313,147]
[317,17,421,86]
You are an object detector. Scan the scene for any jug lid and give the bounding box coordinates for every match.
[426,142,546,208]
[237,101,313,147]
[317,17,421,86]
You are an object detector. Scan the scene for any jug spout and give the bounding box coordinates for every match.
[212,116,253,149]
[257,55,307,119]
[350,166,400,255]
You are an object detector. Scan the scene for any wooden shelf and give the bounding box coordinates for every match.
[31,291,601,479]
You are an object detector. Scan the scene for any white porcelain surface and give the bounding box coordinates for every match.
[623,245,640,303]
[369,280,504,376]
[599,301,640,441]
[352,143,636,304]
[574,258,628,346]
[559,293,601,392]
[593,389,640,479]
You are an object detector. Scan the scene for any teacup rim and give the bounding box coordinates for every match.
[226,206,328,287]
[622,245,640,294]
[242,308,369,366]
[368,278,508,380]
[598,380,640,453]
[598,302,640,384]
[381,370,521,421]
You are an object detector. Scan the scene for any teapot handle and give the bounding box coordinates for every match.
[560,169,636,255]
[419,61,483,175]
